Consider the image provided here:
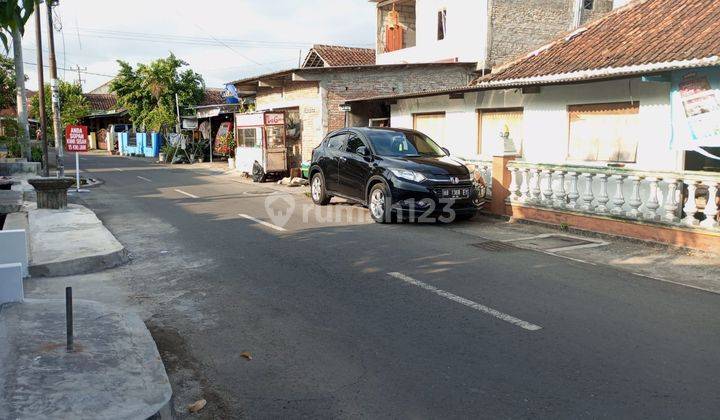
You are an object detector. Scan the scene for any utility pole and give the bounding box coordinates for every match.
[12,27,31,160]
[47,0,64,176]
[175,93,181,133]
[72,64,86,87]
[34,2,49,177]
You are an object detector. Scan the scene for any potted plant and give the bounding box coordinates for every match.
[214,132,236,168]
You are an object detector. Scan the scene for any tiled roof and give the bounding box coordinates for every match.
[200,88,226,106]
[473,0,720,87]
[303,44,375,67]
[84,93,117,111]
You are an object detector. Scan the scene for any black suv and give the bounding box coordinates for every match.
[309,127,485,223]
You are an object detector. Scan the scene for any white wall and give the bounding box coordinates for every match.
[391,78,681,171]
[376,0,488,65]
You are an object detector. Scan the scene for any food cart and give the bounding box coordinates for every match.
[234,111,288,182]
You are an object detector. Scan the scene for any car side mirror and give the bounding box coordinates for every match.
[357,146,371,157]
[441,147,450,156]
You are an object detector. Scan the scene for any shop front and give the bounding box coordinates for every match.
[234,109,303,182]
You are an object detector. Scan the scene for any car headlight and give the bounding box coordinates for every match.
[389,168,426,182]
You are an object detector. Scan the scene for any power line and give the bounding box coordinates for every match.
[22,61,114,78]
[72,27,374,49]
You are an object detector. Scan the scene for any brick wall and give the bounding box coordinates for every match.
[318,64,475,135]
[377,3,416,53]
[488,0,612,68]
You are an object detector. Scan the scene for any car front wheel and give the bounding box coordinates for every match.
[311,172,331,205]
[368,183,393,223]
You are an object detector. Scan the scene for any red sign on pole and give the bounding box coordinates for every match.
[65,125,89,152]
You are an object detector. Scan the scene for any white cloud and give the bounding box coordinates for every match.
[16,0,375,91]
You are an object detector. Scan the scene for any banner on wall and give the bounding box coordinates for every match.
[670,68,720,160]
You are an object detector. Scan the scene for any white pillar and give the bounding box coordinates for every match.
[580,173,595,212]
[700,181,719,229]
[542,170,554,206]
[595,174,610,214]
[553,170,566,209]
[610,175,626,216]
[644,177,661,221]
[682,181,699,226]
[567,172,580,210]
[530,168,542,204]
[519,168,531,203]
[508,167,520,202]
[663,179,681,223]
[627,176,643,219]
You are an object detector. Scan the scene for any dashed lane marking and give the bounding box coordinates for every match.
[387,272,543,331]
[137,176,152,182]
[238,213,287,232]
[174,189,199,199]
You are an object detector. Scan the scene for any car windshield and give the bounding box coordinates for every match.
[366,130,445,157]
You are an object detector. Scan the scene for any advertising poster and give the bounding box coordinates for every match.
[671,68,720,160]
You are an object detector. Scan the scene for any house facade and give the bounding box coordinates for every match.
[231,44,477,171]
[373,0,613,69]
[346,0,720,251]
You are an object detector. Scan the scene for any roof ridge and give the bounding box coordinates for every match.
[312,44,375,51]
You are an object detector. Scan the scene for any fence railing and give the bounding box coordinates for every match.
[465,160,493,199]
[506,161,720,230]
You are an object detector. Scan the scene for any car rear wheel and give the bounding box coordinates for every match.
[311,172,331,205]
[368,183,393,223]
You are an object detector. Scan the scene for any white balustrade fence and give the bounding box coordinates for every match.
[467,160,493,199]
[506,162,720,231]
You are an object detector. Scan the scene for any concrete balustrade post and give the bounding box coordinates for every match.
[663,179,681,223]
[566,172,580,210]
[700,182,719,229]
[682,181,699,226]
[610,175,626,216]
[627,176,644,219]
[579,173,595,212]
[595,174,610,214]
[553,171,567,209]
[644,177,661,221]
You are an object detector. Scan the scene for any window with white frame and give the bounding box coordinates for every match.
[567,102,640,163]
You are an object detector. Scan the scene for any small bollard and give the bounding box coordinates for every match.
[66,287,73,352]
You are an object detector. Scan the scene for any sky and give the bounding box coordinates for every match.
[15,0,376,92]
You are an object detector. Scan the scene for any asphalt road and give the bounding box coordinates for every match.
[56,154,720,418]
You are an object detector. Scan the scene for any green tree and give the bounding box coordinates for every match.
[110,54,205,132]
[0,0,34,51]
[29,80,91,139]
[0,54,17,110]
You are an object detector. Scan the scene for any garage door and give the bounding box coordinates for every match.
[478,109,524,156]
[413,113,446,145]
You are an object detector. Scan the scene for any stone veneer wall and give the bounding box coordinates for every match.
[488,0,613,68]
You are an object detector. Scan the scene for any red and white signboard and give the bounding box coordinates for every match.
[65,125,89,152]
[264,113,285,126]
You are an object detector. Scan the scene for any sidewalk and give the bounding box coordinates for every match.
[0,298,171,419]
[27,203,129,277]
[450,215,720,294]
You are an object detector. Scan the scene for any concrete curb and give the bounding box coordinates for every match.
[29,247,130,278]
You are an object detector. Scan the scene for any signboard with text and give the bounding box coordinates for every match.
[65,125,89,152]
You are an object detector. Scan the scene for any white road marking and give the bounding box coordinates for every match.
[137,176,152,182]
[538,250,597,266]
[545,241,609,253]
[113,168,123,172]
[238,213,287,232]
[387,272,542,331]
[174,189,199,199]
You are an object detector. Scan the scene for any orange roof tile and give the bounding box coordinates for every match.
[473,0,720,87]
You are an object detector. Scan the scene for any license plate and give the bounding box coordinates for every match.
[439,188,470,198]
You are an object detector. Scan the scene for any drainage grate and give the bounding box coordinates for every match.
[470,241,518,252]
[515,235,597,251]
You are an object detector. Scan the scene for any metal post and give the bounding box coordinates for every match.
[47,0,64,176]
[75,152,80,192]
[12,27,31,160]
[65,286,73,352]
[34,3,49,177]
